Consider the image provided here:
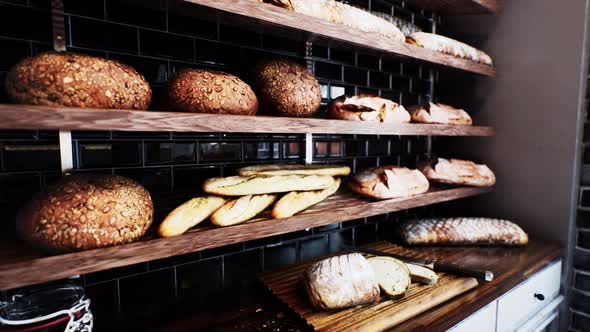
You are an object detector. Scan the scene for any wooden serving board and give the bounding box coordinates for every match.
[259,242,479,332]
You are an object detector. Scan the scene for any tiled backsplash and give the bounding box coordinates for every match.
[0,0,442,329]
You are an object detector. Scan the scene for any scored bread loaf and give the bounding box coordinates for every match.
[349,166,429,200]
[407,32,493,65]
[202,174,334,196]
[272,178,341,219]
[419,158,495,187]
[210,194,277,227]
[238,164,350,177]
[397,217,529,246]
[303,253,380,310]
[408,102,472,125]
[158,196,227,237]
[327,95,411,123]
[6,52,151,109]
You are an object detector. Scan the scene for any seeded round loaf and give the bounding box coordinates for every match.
[252,58,321,117]
[17,174,153,252]
[167,69,258,115]
[6,52,151,109]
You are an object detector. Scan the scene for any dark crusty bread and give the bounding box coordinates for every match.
[17,174,153,252]
[167,69,258,115]
[6,52,151,109]
[252,58,321,117]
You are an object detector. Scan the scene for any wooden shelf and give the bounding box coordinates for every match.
[0,104,495,136]
[406,0,499,15]
[182,0,496,76]
[0,186,490,290]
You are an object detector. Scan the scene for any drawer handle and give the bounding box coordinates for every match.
[534,293,545,301]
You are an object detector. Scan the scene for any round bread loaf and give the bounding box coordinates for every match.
[167,69,258,115]
[17,174,153,252]
[6,52,151,109]
[252,58,321,117]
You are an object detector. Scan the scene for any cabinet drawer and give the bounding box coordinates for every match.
[449,301,497,332]
[496,260,562,332]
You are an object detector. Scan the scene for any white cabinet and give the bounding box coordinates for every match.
[449,301,497,332]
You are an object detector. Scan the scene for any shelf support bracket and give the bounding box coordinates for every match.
[59,130,74,173]
[305,133,313,165]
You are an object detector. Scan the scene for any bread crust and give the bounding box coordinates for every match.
[17,174,153,252]
[158,196,227,237]
[349,166,429,199]
[272,178,340,218]
[408,102,472,125]
[407,32,493,65]
[327,95,410,123]
[167,69,258,115]
[237,164,350,177]
[210,194,276,226]
[6,52,151,109]
[418,158,495,187]
[203,175,334,196]
[252,58,321,117]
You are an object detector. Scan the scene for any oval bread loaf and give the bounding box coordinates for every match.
[252,58,321,117]
[167,69,258,115]
[6,52,151,109]
[17,174,153,252]
[349,166,429,200]
[158,196,227,237]
[203,175,335,196]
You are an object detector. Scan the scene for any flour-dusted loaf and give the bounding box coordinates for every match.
[167,69,258,115]
[6,52,151,109]
[303,253,380,310]
[407,32,493,66]
[419,158,495,187]
[17,174,153,252]
[408,102,472,125]
[397,217,529,246]
[238,164,350,177]
[252,58,321,117]
[158,196,227,237]
[349,166,430,200]
[203,174,335,196]
[327,95,411,123]
[272,178,341,219]
[210,194,277,227]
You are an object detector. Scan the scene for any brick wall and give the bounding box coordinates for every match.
[0,0,445,330]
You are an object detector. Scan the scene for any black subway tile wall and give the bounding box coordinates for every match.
[0,0,437,329]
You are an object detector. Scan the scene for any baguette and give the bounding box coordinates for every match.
[158,196,227,237]
[202,175,334,196]
[238,164,350,177]
[407,32,493,65]
[210,194,277,227]
[397,217,529,246]
[272,178,341,219]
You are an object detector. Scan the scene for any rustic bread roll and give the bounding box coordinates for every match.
[303,253,380,310]
[252,58,321,117]
[407,32,493,65]
[158,196,227,237]
[367,256,411,299]
[349,166,430,200]
[397,217,529,246]
[419,158,495,187]
[167,69,258,115]
[272,178,341,219]
[210,194,277,227]
[6,52,151,109]
[17,174,153,252]
[327,95,411,123]
[408,102,472,125]
[203,174,334,196]
[238,164,350,177]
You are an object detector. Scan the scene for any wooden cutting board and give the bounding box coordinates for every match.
[259,242,479,332]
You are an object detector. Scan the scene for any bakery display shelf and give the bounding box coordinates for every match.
[181,0,496,77]
[405,0,499,15]
[0,186,490,290]
[0,104,495,136]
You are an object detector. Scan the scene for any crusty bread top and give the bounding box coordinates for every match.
[349,166,429,199]
[408,102,472,125]
[407,32,493,66]
[203,174,335,196]
[237,164,350,177]
[327,95,410,123]
[419,158,495,187]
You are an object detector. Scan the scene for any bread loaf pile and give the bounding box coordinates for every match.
[158,164,350,237]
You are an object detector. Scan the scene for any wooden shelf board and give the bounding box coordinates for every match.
[0,186,490,290]
[182,0,496,76]
[405,0,499,15]
[0,104,495,136]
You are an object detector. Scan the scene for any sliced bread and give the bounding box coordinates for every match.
[367,256,411,299]
[405,263,439,285]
